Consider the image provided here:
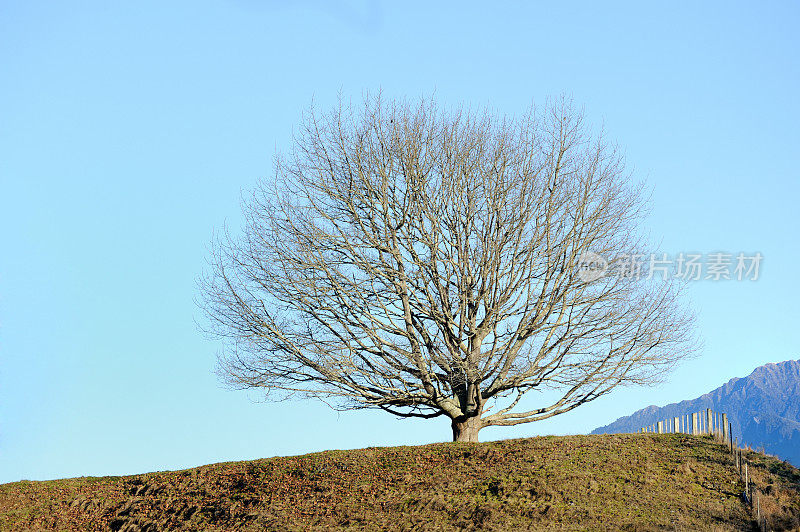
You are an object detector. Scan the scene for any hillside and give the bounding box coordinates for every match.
[2,434,799,531]
[592,359,800,466]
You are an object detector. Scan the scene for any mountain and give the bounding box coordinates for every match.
[592,359,800,466]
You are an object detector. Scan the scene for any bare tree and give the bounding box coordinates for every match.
[199,94,696,442]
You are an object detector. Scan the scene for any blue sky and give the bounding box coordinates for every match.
[1,1,798,483]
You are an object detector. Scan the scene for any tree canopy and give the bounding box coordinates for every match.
[199,95,696,442]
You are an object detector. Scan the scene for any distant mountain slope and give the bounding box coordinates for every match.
[592,359,800,466]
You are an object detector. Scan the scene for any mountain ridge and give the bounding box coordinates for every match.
[592,359,800,466]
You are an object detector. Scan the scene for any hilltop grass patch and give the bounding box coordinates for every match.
[1,434,798,531]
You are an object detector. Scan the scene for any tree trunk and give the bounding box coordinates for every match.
[452,416,482,442]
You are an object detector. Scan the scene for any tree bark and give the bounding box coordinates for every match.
[451,416,482,442]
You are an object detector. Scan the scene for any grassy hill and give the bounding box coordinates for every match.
[2,434,799,531]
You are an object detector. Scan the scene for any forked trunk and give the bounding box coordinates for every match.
[451,416,482,442]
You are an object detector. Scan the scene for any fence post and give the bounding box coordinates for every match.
[756,493,760,521]
[657,421,663,434]
[729,423,734,451]
[706,409,713,435]
[745,462,749,503]
[691,413,698,435]
[722,413,728,442]
[673,417,679,435]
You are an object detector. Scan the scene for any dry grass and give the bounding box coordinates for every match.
[738,446,800,530]
[1,434,798,531]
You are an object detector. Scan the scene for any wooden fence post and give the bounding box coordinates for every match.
[757,493,760,521]
[673,417,679,435]
[657,421,663,434]
[691,413,698,435]
[706,409,713,435]
[729,422,734,451]
[722,413,729,443]
[745,462,749,502]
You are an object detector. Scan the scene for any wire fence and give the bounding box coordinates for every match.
[638,408,769,531]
